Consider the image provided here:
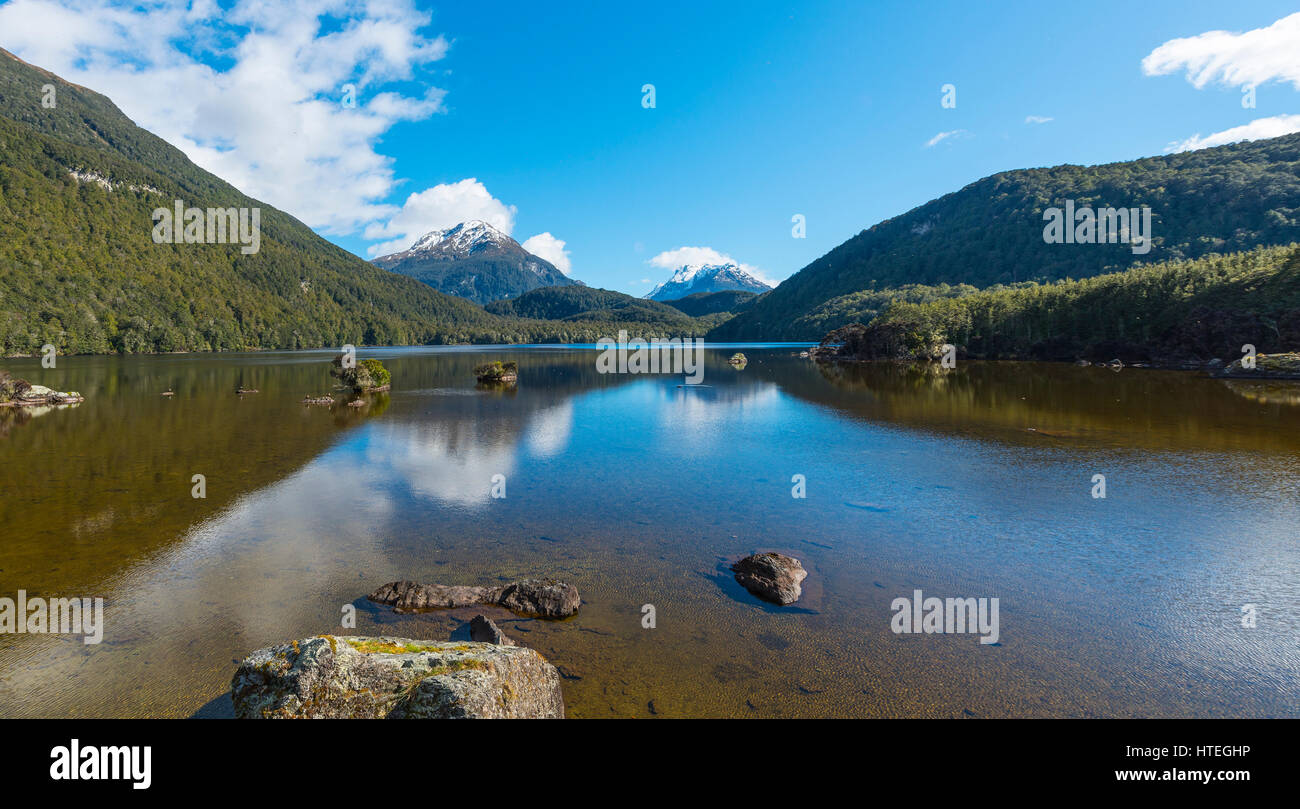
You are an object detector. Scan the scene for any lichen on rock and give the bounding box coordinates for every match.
[230,635,564,719]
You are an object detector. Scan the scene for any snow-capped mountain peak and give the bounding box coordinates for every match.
[404,219,511,257]
[371,220,584,305]
[646,261,771,301]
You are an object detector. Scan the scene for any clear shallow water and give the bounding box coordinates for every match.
[1,346,1297,717]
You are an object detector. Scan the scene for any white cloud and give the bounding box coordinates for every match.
[0,0,450,235]
[924,129,968,148]
[520,232,571,275]
[1025,115,1053,124]
[1166,113,1300,152]
[1142,12,1300,90]
[648,246,773,285]
[649,246,734,269]
[363,179,517,256]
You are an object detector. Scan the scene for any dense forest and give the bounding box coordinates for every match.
[712,134,1300,341]
[0,49,718,355]
[660,290,759,317]
[820,244,1300,363]
[485,285,719,327]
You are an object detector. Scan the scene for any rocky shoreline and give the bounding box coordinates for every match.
[812,337,1300,380]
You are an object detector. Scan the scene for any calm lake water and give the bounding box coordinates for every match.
[1,346,1298,718]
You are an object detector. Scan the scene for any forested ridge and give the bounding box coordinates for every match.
[712,134,1300,341]
[0,49,719,355]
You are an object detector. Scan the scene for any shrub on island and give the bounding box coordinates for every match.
[330,355,392,392]
[474,361,518,383]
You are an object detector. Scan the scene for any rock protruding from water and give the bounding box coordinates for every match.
[496,579,581,618]
[1217,352,1300,379]
[368,578,580,618]
[731,552,807,605]
[0,381,84,406]
[230,635,563,718]
[469,615,515,646]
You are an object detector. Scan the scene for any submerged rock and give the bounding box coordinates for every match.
[469,615,515,646]
[368,577,580,618]
[230,635,563,718]
[731,552,808,605]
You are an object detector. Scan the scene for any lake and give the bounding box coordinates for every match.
[1,346,1298,718]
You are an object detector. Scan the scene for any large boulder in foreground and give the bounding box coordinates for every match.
[368,578,580,618]
[231,635,563,719]
[731,553,807,605]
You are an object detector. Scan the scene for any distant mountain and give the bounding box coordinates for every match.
[0,47,513,353]
[711,133,1300,341]
[645,262,771,301]
[372,221,581,305]
[661,290,760,317]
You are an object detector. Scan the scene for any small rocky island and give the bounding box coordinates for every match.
[1215,352,1300,379]
[474,360,518,383]
[331,354,391,392]
[230,635,564,718]
[0,371,82,406]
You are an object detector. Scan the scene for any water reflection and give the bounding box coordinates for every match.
[0,347,1297,718]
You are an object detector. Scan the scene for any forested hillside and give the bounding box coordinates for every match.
[821,244,1300,363]
[661,290,759,317]
[713,134,1300,340]
[485,285,731,331]
[0,48,526,354]
[0,49,723,354]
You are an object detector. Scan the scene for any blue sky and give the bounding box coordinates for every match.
[3,0,1299,293]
